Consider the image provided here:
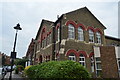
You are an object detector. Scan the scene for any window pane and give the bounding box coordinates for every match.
[96,32,101,44]
[68,24,74,39]
[96,57,101,61]
[78,27,84,41]
[91,56,94,72]
[79,54,85,67]
[68,53,76,61]
[118,61,120,69]
[58,28,60,41]
[89,29,94,43]
[97,70,102,76]
[96,63,101,69]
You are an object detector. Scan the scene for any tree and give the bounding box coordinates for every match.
[14,58,28,68]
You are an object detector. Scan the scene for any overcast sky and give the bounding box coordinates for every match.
[0,0,119,58]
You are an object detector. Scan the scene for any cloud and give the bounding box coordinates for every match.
[0,0,120,2]
[1,1,118,58]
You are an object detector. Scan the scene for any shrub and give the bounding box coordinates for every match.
[26,60,91,78]
[26,65,38,78]
[24,65,32,76]
[15,65,24,74]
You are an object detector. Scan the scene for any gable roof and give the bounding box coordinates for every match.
[63,7,106,29]
[105,35,120,41]
[35,19,54,40]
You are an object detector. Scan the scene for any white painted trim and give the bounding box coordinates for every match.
[94,46,100,57]
[59,48,65,54]
[36,50,40,53]
[61,39,67,45]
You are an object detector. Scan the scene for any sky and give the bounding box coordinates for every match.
[0,0,119,58]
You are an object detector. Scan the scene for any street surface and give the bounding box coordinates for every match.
[3,71,24,80]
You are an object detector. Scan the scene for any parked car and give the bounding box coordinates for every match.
[6,66,12,72]
[2,66,7,75]
[6,65,16,72]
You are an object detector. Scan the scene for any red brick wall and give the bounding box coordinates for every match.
[100,46,119,78]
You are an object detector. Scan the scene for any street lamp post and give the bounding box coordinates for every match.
[9,23,22,80]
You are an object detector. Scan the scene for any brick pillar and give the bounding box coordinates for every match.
[100,46,119,78]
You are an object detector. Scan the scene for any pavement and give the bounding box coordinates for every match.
[3,71,25,80]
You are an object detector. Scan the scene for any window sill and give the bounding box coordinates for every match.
[89,42,95,44]
[42,44,52,50]
[67,38,75,40]
[95,43,102,45]
[56,41,60,44]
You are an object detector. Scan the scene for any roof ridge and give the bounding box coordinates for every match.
[42,19,54,23]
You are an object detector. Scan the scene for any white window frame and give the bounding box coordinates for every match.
[96,32,101,44]
[117,58,120,77]
[37,44,39,51]
[68,53,76,61]
[42,40,44,48]
[38,43,40,50]
[68,24,75,39]
[56,28,60,42]
[95,57,102,77]
[49,33,52,44]
[47,35,50,45]
[79,54,86,67]
[46,36,48,46]
[89,29,94,43]
[44,38,46,47]
[78,27,84,41]
[58,28,60,41]
[91,56,95,72]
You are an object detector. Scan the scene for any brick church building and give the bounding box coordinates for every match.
[26,7,120,78]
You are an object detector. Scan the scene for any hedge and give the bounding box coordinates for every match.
[26,60,91,78]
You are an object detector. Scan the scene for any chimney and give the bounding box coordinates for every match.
[57,15,59,19]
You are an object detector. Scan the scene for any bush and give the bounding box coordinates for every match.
[15,65,24,74]
[26,60,91,78]
[24,65,32,76]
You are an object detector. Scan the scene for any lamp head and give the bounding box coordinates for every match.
[14,23,22,30]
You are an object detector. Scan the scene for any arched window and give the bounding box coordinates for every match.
[96,32,101,44]
[68,53,76,61]
[47,34,50,45]
[89,29,94,43]
[49,33,52,44]
[56,28,60,41]
[79,54,85,67]
[41,40,44,48]
[91,55,94,72]
[68,24,75,39]
[78,27,84,41]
